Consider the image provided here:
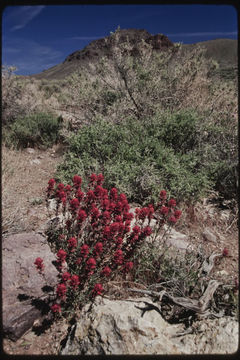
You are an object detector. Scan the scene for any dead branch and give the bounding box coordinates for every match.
[127,279,220,316]
[200,252,222,276]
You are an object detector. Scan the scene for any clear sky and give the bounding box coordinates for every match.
[2,4,238,76]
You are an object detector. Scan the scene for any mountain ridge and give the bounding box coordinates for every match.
[30,29,237,80]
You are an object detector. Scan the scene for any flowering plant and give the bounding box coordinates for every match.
[36,174,181,317]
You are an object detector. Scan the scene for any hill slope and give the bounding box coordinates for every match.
[30,29,237,80]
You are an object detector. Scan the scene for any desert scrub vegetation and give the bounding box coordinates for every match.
[56,110,236,205]
[56,106,237,205]
[54,28,237,206]
[59,28,236,125]
[3,112,64,149]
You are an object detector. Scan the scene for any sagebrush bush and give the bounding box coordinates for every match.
[56,112,216,204]
[4,112,63,149]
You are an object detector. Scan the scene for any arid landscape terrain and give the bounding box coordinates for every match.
[2,28,238,355]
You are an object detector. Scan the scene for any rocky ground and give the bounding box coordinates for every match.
[2,145,238,355]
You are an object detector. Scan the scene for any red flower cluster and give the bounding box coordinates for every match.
[92,283,103,296]
[68,237,77,252]
[44,174,182,316]
[101,266,112,277]
[70,274,80,289]
[56,283,67,299]
[51,303,61,313]
[34,257,44,273]
[57,249,67,263]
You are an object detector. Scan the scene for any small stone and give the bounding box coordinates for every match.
[30,159,41,165]
[26,148,35,154]
[202,228,217,243]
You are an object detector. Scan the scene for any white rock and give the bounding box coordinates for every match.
[202,228,217,243]
[26,147,35,154]
[30,159,41,165]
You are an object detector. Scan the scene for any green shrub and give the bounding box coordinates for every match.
[56,112,213,204]
[4,112,63,149]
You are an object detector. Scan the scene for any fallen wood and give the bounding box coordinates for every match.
[200,252,222,276]
[127,280,221,316]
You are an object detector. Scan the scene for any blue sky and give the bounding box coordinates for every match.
[2,4,238,76]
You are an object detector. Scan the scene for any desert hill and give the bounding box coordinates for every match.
[30,29,237,80]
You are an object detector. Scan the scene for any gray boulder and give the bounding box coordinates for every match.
[61,296,184,355]
[60,297,238,355]
[2,233,58,340]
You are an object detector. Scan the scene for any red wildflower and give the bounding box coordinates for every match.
[160,206,169,215]
[62,272,71,282]
[58,191,66,199]
[174,210,182,219]
[70,275,80,289]
[142,226,152,237]
[159,190,167,199]
[68,237,77,251]
[97,173,104,185]
[56,283,67,298]
[124,261,133,272]
[76,189,84,201]
[90,173,98,183]
[94,242,103,256]
[115,201,123,213]
[168,199,177,208]
[57,183,65,191]
[78,209,87,222]
[48,178,55,189]
[73,175,82,187]
[34,257,44,272]
[101,266,112,277]
[115,215,122,222]
[118,193,127,202]
[132,225,141,234]
[86,190,95,202]
[51,303,61,313]
[110,187,118,201]
[110,222,119,234]
[109,202,116,211]
[92,283,103,296]
[70,198,79,210]
[103,225,111,239]
[222,247,229,257]
[65,184,72,192]
[169,215,177,224]
[102,210,111,224]
[57,249,67,263]
[118,222,125,234]
[148,204,154,219]
[114,249,123,264]
[86,257,96,271]
[101,198,110,210]
[94,185,103,197]
[116,237,123,247]
[139,207,149,220]
[123,212,134,221]
[80,244,89,258]
[91,206,100,219]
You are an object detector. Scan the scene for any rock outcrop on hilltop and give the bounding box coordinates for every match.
[63,29,174,64]
[31,29,174,80]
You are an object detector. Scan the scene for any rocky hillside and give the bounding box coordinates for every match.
[30,29,237,80]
